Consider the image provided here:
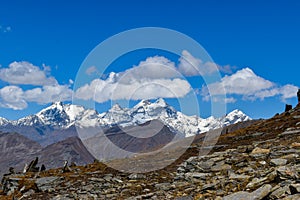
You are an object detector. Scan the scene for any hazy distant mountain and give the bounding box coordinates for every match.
[82,120,180,161]
[0,132,94,176]
[0,132,42,175]
[38,136,95,169]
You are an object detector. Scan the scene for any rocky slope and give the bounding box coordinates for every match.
[1,104,299,199]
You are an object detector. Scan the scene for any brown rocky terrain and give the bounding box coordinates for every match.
[1,104,300,199]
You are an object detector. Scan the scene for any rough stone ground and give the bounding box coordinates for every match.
[1,105,300,200]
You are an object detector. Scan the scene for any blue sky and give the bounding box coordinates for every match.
[0,0,299,120]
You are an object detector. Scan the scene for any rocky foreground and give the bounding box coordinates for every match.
[1,105,300,199]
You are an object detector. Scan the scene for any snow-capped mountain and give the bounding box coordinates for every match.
[0,99,251,139]
[12,102,100,128]
[0,117,9,126]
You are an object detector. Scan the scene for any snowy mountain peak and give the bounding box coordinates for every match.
[110,104,123,112]
[221,109,252,126]
[227,109,250,119]
[0,99,252,138]
[0,117,9,126]
[154,98,168,107]
[37,101,65,116]
[52,101,64,107]
[134,99,151,109]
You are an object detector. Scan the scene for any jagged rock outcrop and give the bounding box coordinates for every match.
[285,104,293,112]
[25,157,40,172]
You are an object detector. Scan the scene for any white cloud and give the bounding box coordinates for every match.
[0,61,57,86]
[0,61,73,110]
[0,85,73,110]
[202,67,298,102]
[75,55,192,102]
[75,72,191,103]
[0,86,27,110]
[119,56,179,82]
[178,50,234,76]
[24,85,73,104]
[279,84,299,100]
[75,52,236,103]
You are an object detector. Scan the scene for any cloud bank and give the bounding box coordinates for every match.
[0,61,57,85]
[75,56,192,102]
[201,68,298,102]
[0,62,72,110]
[75,51,235,103]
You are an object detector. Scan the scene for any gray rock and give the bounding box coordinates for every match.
[201,182,217,191]
[251,184,272,200]
[277,166,299,180]
[246,177,268,190]
[246,171,276,190]
[197,161,215,171]
[128,173,146,180]
[185,172,209,180]
[282,194,300,200]
[35,176,61,192]
[223,191,251,200]
[270,158,287,166]
[223,184,272,200]
[279,130,300,137]
[269,185,290,199]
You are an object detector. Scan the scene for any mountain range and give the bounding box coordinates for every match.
[0,99,251,146]
[0,99,253,176]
